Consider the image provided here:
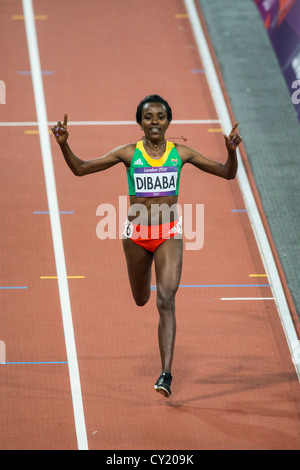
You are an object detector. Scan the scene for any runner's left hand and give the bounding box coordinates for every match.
[223,122,242,151]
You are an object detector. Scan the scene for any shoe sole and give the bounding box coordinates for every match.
[154,385,171,398]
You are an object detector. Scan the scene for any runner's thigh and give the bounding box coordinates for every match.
[154,238,183,298]
[122,238,154,304]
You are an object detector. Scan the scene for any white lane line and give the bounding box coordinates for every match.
[221,298,274,301]
[0,122,41,126]
[184,0,300,380]
[0,119,221,126]
[0,341,6,364]
[22,0,88,450]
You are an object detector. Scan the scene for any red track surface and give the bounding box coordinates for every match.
[1,0,300,450]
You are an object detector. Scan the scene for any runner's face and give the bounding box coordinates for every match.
[141,103,170,140]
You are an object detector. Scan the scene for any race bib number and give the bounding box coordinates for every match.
[123,220,133,238]
[134,166,178,197]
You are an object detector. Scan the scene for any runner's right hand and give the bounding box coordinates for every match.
[51,113,69,145]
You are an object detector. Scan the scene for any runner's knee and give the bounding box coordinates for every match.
[156,288,176,313]
[134,291,151,307]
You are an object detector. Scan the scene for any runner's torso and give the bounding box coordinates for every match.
[127,141,183,224]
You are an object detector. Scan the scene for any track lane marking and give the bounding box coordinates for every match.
[0,119,221,126]
[12,15,47,20]
[40,276,85,279]
[0,286,28,289]
[33,211,75,214]
[2,361,68,365]
[184,0,300,380]
[249,274,268,277]
[22,0,88,450]
[151,284,271,290]
[0,341,6,364]
[221,298,274,301]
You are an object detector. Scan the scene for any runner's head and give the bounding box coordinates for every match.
[136,95,172,125]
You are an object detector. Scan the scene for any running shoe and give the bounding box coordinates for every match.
[154,372,172,397]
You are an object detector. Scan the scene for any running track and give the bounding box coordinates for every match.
[1,0,300,450]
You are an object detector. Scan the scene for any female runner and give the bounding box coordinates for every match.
[51,94,242,398]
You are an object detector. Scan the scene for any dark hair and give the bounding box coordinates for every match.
[136,94,172,124]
